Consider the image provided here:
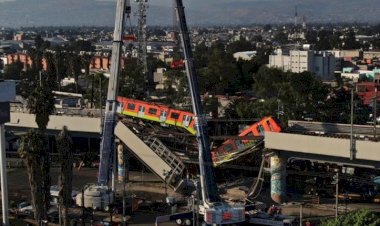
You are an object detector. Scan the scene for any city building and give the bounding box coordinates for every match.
[269,49,336,80]
[233,51,257,61]
[356,82,380,106]
[6,52,48,71]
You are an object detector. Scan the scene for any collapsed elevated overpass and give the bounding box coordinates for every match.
[264,131,380,203]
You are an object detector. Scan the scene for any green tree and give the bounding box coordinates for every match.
[27,78,56,131]
[305,30,318,44]
[273,31,288,45]
[227,36,254,54]
[67,40,94,52]
[233,59,256,91]
[83,73,107,108]
[65,53,82,93]
[160,69,189,107]
[18,131,45,223]
[343,29,360,50]
[81,53,93,76]
[321,208,380,226]
[198,42,237,95]
[252,66,287,99]
[2,61,24,80]
[19,71,56,223]
[56,126,73,226]
[315,29,333,51]
[118,58,145,99]
[194,42,209,68]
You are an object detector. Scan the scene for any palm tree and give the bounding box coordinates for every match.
[56,126,73,226]
[27,81,55,132]
[81,53,92,76]
[18,130,45,223]
[19,71,56,223]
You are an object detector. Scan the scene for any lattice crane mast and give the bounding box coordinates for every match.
[135,0,149,95]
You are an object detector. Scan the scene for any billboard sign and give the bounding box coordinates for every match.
[0,102,10,123]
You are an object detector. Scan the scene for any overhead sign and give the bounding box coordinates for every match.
[0,102,10,123]
[0,80,16,102]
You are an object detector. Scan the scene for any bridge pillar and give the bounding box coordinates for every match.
[270,152,287,204]
[117,143,125,183]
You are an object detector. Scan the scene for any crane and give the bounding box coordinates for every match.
[155,1,246,225]
[75,0,130,212]
[95,0,245,224]
[98,0,129,185]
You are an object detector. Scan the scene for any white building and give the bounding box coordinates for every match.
[233,51,257,61]
[269,50,335,80]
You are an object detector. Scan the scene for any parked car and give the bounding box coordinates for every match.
[17,202,33,214]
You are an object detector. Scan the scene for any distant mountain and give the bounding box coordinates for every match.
[0,0,378,27]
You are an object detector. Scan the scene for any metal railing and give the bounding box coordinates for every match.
[10,103,103,118]
[144,137,185,184]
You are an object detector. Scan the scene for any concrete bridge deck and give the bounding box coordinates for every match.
[265,132,380,168]
[5,112,101,137]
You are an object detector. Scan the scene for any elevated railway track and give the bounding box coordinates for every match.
[288,120,380,140]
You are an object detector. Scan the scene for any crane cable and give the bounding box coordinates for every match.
[245,155,266,202]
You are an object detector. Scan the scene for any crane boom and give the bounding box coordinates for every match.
[173,1,245,224]
[174,0,220,205]
[98,0,127,185]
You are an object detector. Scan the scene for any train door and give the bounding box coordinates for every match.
[116,102,123,114]
[138,105,145,118]
[234,140,244,151]
[266,119,274,131]
[160,110,167,122]
[257,124,265,135]
[182,115,192,127]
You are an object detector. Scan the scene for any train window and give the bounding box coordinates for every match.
[258,124,265,135]
[246,132,253,137]
[183,115,192,122]
[266,120,274,131]
[171,112,180,119]
[271,117,283,131]
[138,106,145,112]
[223,144,233,152]
[235,140,243,149]
[148,108,157,115]
[127,103,135,110]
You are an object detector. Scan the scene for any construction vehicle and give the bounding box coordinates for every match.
[76,0,130,209]
[155,1,245,225]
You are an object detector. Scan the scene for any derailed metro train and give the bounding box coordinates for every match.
[116,96,283,165]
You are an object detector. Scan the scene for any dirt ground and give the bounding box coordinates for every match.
[4,166,180,226]
[3,166,380,225]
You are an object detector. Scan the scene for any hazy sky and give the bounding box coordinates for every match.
[0,0,378,27]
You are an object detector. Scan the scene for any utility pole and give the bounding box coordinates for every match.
[333,171,339,219]
[374,87,378,139]
[299,203,303,226]
[350,87,355,160]
[122,157,126,226]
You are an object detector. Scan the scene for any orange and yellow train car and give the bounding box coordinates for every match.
[211,117,283,165]
[117,96,196,134]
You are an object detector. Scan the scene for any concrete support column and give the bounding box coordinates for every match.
[270,152,287,204]
[117,143,125,183]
